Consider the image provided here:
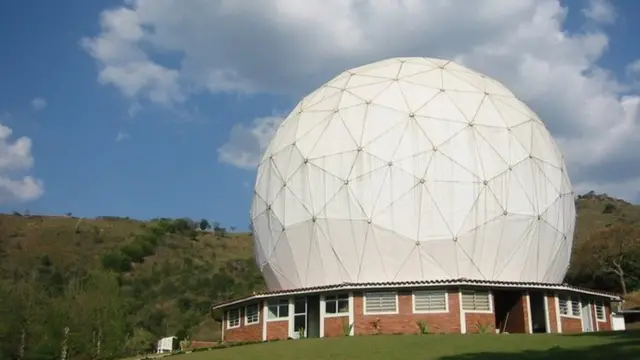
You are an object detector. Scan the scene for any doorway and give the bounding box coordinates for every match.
[528,292,548,333]
[291,296,321,339]
[581,299,594,332]
[493,290,526,333]
[307,295,320,338]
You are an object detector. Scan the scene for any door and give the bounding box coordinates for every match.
[581,300,594,332]
[293,297,307,338]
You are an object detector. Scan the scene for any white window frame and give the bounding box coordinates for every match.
[266,298,289,321]
[558,295,581,318]
[245,303,260,325]
[412,289,449,313]
[226,308,240,329]
[324,293,350,318]
[595,301,606,322]
[363,291,399,315]
[460,289,492,313]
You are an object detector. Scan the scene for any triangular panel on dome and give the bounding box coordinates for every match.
[417,185,455,241]
[415,91,467,123]
[536,219,565,281]
[443,61,476,74]
[304,88,343,112]
[261,263,295,291]
[473,129,510,180]
[269,116,299,154]
[391,119,434,162]
[309,151,358,180]
[371,80,410,113]
[271,145,305,182]
[437,127,484,179]
[444,70,486,93]
[304,225,333,287]
[372,180,420,241]
[531,123,563,167]
[251,193,269,218]
[350,58,400,75]
[295,115,334,158]
[541,195,563,235]
[442,70,482,92]
[369,225,416,283]
[363,120,409,161]
[339,104,368,145]
[533,159,563,195]
[426,181,482,236]
[326,72,351,89]
[528,160,560,214]
[294,110,333,143]
[374,165,420,217]
[560,194,576,235]
[473,96,509,128]
[457,217,504,279]
[543,234,571,283]
[347,164,389,219]
[398,61,438,78]
[259,162,286,205]
[347,81,391,101]
[276,186,313,227]
[419,239,458,278]
[305,162,346,216]
[492,215,536,280]
[318,185,368,221]
[397,80,441,113]
[414,116,468,149]
[394,151,434,179]
[315,218,369,282]
[508,159,538,215]
[355,225,389,282]
[423,58,450,67]
[402,69,443,90]
[444,90,485,123]
[490,96,531,128]
[482,78,513,97]
[458,185,505,235]
[360,104,408,146]
[455,243,486,279]
[392,246,423,282]
[357,61,402,79]
[508,120,534,154]
[308,114,359,159]
[339,91,367,109]
[518,224,540,281]
[314,222,351,283]
[473,126,511,165]
[424,149,479,183]
[348,151,389,179]
[252,211,272,267]
[346,73,390,88]
[279,221,315,288]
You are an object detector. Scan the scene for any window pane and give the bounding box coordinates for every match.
[365,291,397,313]
[268,305,279,319]
[295,298,306,314]
[326,300,337,314]
[279,304,289,318]
[246,304,259,324]
[337,300,349,313]
[415,290,447,312]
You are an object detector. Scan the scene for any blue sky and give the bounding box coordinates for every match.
[1,0,639,229]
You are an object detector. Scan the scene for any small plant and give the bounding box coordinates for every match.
[475,321,493,334]
[416,320,430,334]
[371,318,381,334]
[342,319,354,336]
[297,327,305,339]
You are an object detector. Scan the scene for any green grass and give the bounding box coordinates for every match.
[169,332,640,360]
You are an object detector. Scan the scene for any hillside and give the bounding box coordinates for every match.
[0,191,639,359]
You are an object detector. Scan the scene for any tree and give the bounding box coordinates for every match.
[590,223,640,295]
[199,219,211,231]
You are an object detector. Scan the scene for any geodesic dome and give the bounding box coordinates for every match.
[251,57,575,291]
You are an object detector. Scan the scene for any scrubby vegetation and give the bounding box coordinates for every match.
[0,191,639,359]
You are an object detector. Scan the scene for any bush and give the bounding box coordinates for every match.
[101,252,132,272]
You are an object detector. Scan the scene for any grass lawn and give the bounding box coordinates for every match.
[170,331,640,360]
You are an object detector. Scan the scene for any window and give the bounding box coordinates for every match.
[595,301,606,321]
[461,290,491,312]
[245,303,260,325]
[558,295,581,317]
[325,294,349,315]
[364,291,397,314]
[413,290,448,312]
[267,299,289,320]
[226,308,240,329]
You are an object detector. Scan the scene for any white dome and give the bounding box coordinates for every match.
[251,57,575,291]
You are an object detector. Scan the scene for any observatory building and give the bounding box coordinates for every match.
[213,57,620,341]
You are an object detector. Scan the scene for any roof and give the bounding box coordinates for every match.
[211,278,622,310]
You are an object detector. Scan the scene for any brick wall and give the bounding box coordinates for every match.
[560,317,583,333]
[224,303,263,342]
[546,294,558,333]
[464,312,495,333]
[324,316,350,337]
[266,320,288,340]
[353,289,462,335]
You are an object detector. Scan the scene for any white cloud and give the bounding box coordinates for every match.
[628,59,640,75]
[85,0,640,201]
[217,116,283,169]
[31,97,47,111]
[115,131,131,142]
[0,123,44,203]
[582,0,616,25]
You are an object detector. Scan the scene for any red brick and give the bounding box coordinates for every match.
[547,294,559,333]
[224,302,263,342]
[324,316,350,337]
[561,317,583,333]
